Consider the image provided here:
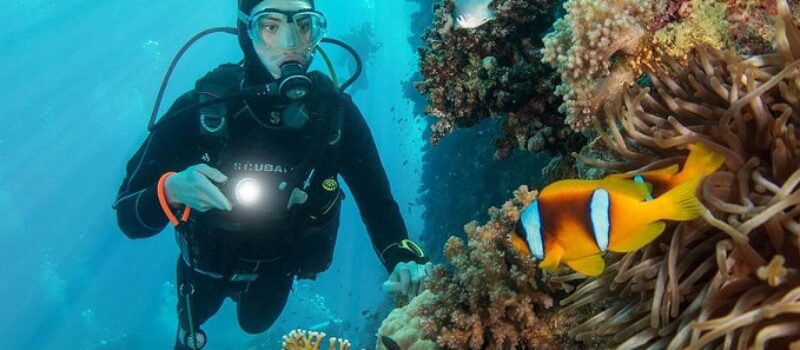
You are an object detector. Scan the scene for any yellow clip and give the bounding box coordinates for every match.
[322,178,338,192]
[400,239,425,258]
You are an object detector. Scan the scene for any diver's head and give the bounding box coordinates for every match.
[238,0,326,81]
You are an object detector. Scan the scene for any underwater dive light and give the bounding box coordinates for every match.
[235,178,262,206]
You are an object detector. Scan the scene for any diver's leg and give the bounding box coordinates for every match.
[174,257,227,350]
[235,271,294,334]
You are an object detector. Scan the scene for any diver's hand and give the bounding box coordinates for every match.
[382,261,434,299]
[164,164,233,212]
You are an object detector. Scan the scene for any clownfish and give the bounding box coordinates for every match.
[511,143,724,276]
[608,143,726,198]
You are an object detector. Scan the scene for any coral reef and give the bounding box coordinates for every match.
[375,290,438,350]
[560,1,800,348]
[541,0,797,133]
[417,186,577,350]
[727,0,782,55]
[415,0,799,159]
[653,0,732,59]
[409,1,800,349]
[282,329,360,350]
[541,0,656,131]
[417,121,549,263]
[416,0,567,159]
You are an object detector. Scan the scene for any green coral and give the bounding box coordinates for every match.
[654,0,732,58]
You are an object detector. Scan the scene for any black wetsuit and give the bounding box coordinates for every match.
[113,66,425,349]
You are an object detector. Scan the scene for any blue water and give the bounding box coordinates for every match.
[0,1,429,348]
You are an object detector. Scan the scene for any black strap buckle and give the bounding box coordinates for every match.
[229,273,259,282]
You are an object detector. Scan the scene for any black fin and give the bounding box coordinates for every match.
[381,335,402,350]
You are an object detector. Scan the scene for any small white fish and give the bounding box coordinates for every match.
[454,0,495,29]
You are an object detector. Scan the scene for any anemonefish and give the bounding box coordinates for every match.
[511,143,725,276]
[609,143,726,197]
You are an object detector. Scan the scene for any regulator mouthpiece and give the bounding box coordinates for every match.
[279,62,312,100]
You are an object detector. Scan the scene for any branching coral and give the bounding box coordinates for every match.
[282,329,359,350]
[416,0,565,158]
[541,0,656,131]
[561,1,800,348]
[416,186,577,349]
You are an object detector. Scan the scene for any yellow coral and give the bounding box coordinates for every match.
[625,35,667,76]
[282,329,354,350]
[653,0,732,59]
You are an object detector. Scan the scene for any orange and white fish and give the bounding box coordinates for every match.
[511,143,724,276]
[609,142,725,198]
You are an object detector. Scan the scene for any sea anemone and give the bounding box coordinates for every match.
[563,1,800,348]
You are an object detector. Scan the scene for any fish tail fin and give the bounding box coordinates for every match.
[647,175,703,222]
[680,142,726,180]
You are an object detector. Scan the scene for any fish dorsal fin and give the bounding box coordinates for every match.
[540,179,599,195]
[538,243,564,272]
[565,253,606,277]
[594,178,652,201]
[609,221,667,253]
[542,178,651,201]
[679,143,726,180]
[607,163,679,181]
[640,164,680,178]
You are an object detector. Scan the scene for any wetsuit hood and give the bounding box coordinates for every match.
[237,0,316,85]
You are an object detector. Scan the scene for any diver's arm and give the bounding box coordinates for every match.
[113,93,195,239]
[339,97,427,273]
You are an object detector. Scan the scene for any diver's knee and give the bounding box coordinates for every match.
[239,312,278,334]
[239,317,277,334]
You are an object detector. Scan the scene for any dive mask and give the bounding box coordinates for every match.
[239,8,327,53]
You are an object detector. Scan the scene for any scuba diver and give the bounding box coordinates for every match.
[112,0,432,349]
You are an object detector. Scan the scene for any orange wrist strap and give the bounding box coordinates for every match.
[158,172,191,227]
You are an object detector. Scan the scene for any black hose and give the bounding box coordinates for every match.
[148,28,363,131]
[148,27,238,131]
[160,85,272,123]
[321,37,362,92]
